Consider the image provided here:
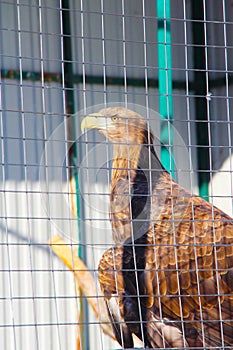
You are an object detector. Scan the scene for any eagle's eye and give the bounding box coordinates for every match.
[111,116,119,122]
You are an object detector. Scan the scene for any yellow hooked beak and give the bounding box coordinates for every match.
[81,114,109,133]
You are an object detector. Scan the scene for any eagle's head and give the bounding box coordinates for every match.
[81,107,153,145]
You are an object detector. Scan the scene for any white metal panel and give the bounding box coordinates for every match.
[0,181,77,350]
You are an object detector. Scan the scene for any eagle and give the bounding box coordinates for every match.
[81,107,233,349]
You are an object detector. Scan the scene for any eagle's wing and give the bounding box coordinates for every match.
[144,177,233,348]
[99,182,233,348]
[98,245,188,348]
[98,247,134,348]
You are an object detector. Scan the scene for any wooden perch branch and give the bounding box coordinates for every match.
[48,234,115,341]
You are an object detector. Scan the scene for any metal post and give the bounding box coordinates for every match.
[156,0,175,178]
[61,1,89,349]
[191,1,209,200]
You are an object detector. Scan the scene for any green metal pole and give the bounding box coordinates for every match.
[61,1,89,348]
[61,0,82,255]
[156,0,175,178]
[191,1,209,200]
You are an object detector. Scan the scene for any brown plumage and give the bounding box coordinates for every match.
[81,107,233,348]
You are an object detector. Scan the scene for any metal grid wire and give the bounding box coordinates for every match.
[1,0,233,349]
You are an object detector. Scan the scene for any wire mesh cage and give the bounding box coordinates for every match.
[1,0,233,349]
